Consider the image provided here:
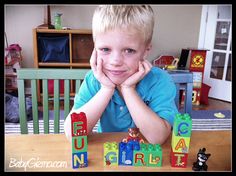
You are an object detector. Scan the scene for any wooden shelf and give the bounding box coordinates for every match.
[33,28,93,69]
[35,28,92,34]
[33,28,93,99]
[5,73,17,77]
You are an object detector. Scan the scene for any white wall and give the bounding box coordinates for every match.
[5,4,202,68]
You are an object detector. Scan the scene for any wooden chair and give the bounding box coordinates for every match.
[17,68,90,134]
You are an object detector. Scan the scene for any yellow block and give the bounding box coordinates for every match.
[104,142,119,166]
[171,131,191,153]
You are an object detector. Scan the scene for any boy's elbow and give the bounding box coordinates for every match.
[146,136,167,145]
[146,129,171,145]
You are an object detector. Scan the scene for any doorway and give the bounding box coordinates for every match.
[198,5,232,102]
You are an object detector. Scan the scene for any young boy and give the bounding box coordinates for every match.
[64,5,178,144]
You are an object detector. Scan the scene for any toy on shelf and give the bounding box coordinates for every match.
[192,148,211,171]
[170,113,192,168]
[122,127,144,143]
[188,48,208,105]
[71,112,88,168]
[152,55,179,70]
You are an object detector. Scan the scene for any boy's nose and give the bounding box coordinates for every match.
[109,52,123,65]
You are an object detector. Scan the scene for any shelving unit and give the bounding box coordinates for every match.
[33,28,93,68]
[32,28,93,100]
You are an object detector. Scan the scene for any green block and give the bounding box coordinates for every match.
[72,136,88,153]
[146,144,162,167]
[173,113,192,137]
[133,143,148,166]
[104,142,119,166]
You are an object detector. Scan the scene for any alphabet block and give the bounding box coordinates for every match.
[72,152,88,168]
[170,148,188,168]
[173,113,192,137]
[104,142,119,166]
[72,136,88,153]
[118,141,140,166]
[71,112,88,169]
[133,143,148,166]
[71,112,87,137]
[171,131,191,153]
[146,144,162,167]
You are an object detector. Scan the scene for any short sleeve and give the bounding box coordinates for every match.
[148,70,178,126]
[73,70,100,110]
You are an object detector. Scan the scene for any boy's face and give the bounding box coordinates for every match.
[95,28,151,85]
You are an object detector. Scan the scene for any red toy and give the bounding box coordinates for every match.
[122,127,144,143]
[189,49,208,105]
[152,55,175,69]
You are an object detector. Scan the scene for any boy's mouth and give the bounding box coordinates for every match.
[106,69,126,76]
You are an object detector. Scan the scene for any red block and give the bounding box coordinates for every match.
[170,148,188,168]
[71,112,87,137]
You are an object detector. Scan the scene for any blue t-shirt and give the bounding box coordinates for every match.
[73,67,178,132]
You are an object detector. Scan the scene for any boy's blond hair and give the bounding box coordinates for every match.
[92,5,154,44]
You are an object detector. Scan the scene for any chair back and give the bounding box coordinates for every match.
[17,68,90,134]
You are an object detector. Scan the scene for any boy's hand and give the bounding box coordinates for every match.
[120,60,152,89]
[90,49,116,90]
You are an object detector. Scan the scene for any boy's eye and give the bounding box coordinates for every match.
[125,48,136,54]
[100,48,110,52]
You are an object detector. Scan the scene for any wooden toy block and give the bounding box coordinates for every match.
[72,152,88,168]
[170,148,188,168]
[133,143,148,167]
[104,142,119,166]
[171,133,191,153]
[146,144,162,167]
[72,136,88,153]
[71,112,87,137]
[173,113,192,137]
[118,141,140,166]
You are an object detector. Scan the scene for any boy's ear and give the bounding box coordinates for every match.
[143,43,152,59]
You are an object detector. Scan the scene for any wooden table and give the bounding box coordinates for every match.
[5,131,231,172]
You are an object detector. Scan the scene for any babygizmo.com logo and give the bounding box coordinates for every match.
[8,157,68,171]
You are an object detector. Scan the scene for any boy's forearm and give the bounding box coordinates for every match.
[64,87,114,141]
[121,87,171,144]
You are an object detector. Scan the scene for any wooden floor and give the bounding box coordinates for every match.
[192,98,231,111]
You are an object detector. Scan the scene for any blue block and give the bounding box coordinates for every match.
[118,141,140,166]
[72,152,88,168]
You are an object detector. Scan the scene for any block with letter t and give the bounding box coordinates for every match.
[170,148,188,168]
